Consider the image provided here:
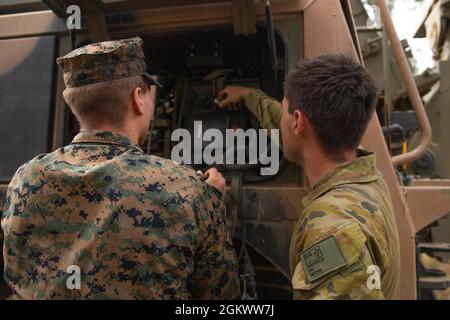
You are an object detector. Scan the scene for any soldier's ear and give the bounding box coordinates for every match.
[131,86,145,116]
[293,110,305,135]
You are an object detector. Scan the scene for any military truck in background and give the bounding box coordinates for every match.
[350,0,450,299]
[0,0,449,300]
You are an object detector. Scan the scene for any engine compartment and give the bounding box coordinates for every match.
[140,25,295,299]
[141,25,287,181]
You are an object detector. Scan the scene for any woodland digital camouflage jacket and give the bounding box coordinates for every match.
[1,131,239,300]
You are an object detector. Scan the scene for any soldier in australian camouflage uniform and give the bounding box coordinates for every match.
[1,37,239,299]
[218,54,401,299]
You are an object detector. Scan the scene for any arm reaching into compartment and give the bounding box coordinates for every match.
[217,86,283,148]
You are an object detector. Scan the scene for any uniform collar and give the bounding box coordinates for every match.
[302,149,379,207]
[71,131,143,151]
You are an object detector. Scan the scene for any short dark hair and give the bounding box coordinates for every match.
[284,54,378,158]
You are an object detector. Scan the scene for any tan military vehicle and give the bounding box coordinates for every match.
[0,0,449,300]
[351,0,450,299]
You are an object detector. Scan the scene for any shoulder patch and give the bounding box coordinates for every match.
[300,236,347,282]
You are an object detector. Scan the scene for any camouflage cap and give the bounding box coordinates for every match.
[56,37,161,88]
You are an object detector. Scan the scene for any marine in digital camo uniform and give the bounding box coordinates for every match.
[218,56,401,300]
[1,37,240,300]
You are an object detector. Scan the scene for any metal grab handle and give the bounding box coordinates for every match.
[375,0,432,166]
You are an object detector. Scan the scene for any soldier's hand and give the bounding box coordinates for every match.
[203,167,226,196]
[216,86,255,110]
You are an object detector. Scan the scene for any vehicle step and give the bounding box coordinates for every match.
[419,276,450,290]
[417,242,450,253]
